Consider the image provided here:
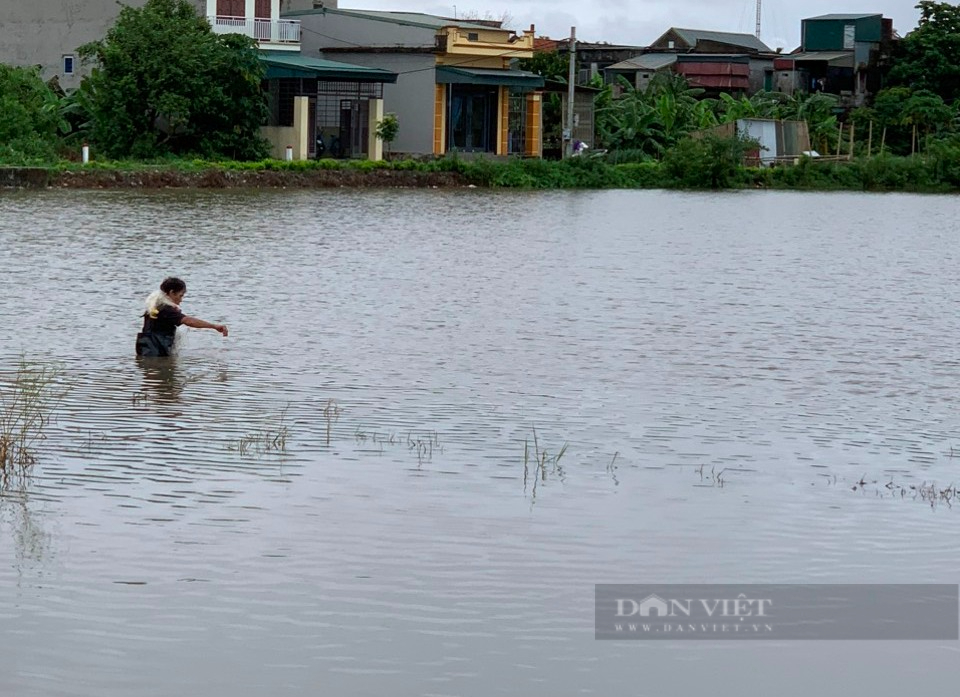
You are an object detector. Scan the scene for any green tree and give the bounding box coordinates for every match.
[518,50,569,82]
[0,65,63,161]
[375,112,399,156]
[717,92,779,122]
[903,89,954,142]
[78,0,268,160]
[596,73,706,157]
[662,134,753,189]
[862,86,955,154]
[888,1,960,102]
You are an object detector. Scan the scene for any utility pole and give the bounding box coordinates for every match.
[565,26,576,158]
[755,0,762,40]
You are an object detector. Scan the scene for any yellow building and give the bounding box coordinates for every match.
[287,8,545,158]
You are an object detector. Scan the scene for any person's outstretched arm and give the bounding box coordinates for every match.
[182,315,229,336]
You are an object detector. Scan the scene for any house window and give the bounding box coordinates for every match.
[843,24,855,49]
[217,0,245,16]
[667,40,675,49]
[63,55,75,75]
[642,73,650,79]
[467,32,479,41]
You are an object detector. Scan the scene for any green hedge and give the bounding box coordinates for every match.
[31,149,960,193]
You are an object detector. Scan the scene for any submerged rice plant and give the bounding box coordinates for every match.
[523,425,569,496]
[231,405,290,456]
[0,358,66,481]
[322,399,341,446]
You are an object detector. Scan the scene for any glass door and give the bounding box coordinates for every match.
[448,86,498,152]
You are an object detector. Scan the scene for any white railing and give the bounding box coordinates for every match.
[209,16,301,44]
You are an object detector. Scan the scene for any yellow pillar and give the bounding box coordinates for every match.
[292,96,309,160]
[433,85,446,155]
[367,98,384,161]
[525,92,542,158]
[497,86,509,156]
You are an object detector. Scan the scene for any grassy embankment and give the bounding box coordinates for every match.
[5,148,960,192]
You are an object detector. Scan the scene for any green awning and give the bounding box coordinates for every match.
[259,52,397,83]
[436,66,544,88]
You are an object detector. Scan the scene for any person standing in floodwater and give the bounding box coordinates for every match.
[135,277,228,357]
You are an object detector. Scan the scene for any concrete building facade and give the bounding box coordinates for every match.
[2,0,317,89]
[289,8,544,157]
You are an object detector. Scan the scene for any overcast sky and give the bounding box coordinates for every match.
[339,0,920,52]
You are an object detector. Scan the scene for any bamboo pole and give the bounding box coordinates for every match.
[880,126,886,155]
[848,122,855,160]
[867,120,873,157]
[836,123,843,158]
[911,123,917,156]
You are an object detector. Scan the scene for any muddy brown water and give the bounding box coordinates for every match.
[2,189,959,696]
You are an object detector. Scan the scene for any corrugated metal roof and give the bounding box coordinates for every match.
[259,52,398,82]
[283,8,500,32]
[804,14,881,21]
[686,75,751,89]
[785,51,855,66]
[678,62,750,76]
[672,28,771,52]
[676,54,751,63]
[436,66,544,88]
[606,54,678,72]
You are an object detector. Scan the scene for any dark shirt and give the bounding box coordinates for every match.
[141,305,184,336]
[136,305,184,357]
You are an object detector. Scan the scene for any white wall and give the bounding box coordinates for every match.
[0,0,317,87]
[296,12,438,155]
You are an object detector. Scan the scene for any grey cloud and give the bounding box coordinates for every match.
[343,1,920,50]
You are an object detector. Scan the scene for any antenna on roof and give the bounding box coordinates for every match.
[755,0,762,39]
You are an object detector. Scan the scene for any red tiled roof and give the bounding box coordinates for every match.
[534,37,561,51]
[676,61,750,89]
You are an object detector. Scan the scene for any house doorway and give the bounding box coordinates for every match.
[339,99,370,158]
[448,85,498,152]
[314,81,383,158]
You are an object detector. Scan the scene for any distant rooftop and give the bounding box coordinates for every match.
[670,28,772,52]
[606,54,678,72]
[556,40,646,49]
[804,14,882,21]
[282,7,507,32]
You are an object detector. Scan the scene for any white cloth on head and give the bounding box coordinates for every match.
[144,290,180,319]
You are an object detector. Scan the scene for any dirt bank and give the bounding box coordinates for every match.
[48,168,472,189]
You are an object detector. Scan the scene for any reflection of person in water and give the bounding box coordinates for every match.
[135,277,228,357]
[135,356,186,403]
[135,356,230,404]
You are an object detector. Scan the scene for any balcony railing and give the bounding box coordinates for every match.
[209,16,301,45]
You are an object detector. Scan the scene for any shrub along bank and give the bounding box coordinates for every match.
[33,151,960,193]
[5,136,960,192]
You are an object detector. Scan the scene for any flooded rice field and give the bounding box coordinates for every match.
[2,188,959,696]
